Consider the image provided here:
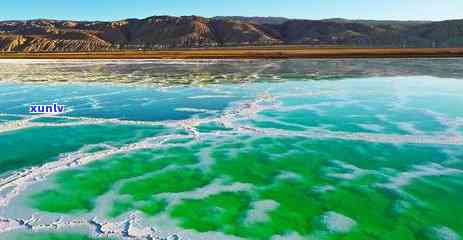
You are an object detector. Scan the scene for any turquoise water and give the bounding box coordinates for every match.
[0,124,166,174]
[0,59,462,240]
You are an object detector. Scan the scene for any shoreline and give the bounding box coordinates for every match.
[1,48,463,59]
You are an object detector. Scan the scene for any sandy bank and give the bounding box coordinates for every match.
[1,48,463,59]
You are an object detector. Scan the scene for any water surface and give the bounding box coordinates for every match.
[0,59,462,240]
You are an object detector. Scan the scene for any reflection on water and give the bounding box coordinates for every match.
[0,58,463,85]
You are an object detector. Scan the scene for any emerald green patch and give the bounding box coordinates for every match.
[120,168,213,200]
[171,192,251,233]
[29,145,200,214]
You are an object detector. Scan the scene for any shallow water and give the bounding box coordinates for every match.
[0,59,462,240]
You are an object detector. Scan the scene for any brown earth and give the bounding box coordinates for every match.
[1,47,462,59]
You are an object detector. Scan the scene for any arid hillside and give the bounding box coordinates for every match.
[1,16,462,52]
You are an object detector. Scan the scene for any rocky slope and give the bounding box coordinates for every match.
[0,15,462,52]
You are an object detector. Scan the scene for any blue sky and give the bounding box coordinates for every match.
[2,0,462,21]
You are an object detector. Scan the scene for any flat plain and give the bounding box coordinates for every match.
[1,47,463,59]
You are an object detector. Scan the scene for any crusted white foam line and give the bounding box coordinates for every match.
[188,95,234,99]
[0,213,172,239]
[318,130,463,145]
[151,213,245,240]
[429,110,463,134]
[0,217,21,233]
[174,108,215,113]
[0,113,25,117]
[0,119,109,134]
[327,160,372,180]
[0,215,90,234]
[0,108,84,134]
[0,115,161,135]
[89,213,163,239]
[0,134,185,208]
[237,126,463,146]
[0,208,223,239]
[162,93,273,132]
[396,122,423,135]
[157,179,253,206]
[381,163,463,190]
[271,232,307,240]
[0,113,59,134]
[428,226,461,240]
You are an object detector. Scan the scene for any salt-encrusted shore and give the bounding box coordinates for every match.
[0,134,186,208]
[0,213,181,240]
[0,93,270,199]
[0,114,160,135]
[1,89,463,239]
[0,95,271,239]
[2,91,463,210]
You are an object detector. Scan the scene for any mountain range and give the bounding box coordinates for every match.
[1,15,462,52]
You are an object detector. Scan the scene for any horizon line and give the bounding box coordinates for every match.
[1,14,460,23]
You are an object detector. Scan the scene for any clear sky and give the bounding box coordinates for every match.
[1,0,462,21]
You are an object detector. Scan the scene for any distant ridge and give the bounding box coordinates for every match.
[0,15,462,52]
[212,16,291,25]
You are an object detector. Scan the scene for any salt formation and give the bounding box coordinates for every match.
[321,212,357,234]
[428,226,461,240]
[244,200,280,225]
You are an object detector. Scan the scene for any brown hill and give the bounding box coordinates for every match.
[0,16,462,52]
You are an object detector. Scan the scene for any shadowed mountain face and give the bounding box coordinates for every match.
[0,15,462,52]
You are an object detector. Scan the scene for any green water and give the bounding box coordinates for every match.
[0,60,462,240]
[26,137,463,239]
